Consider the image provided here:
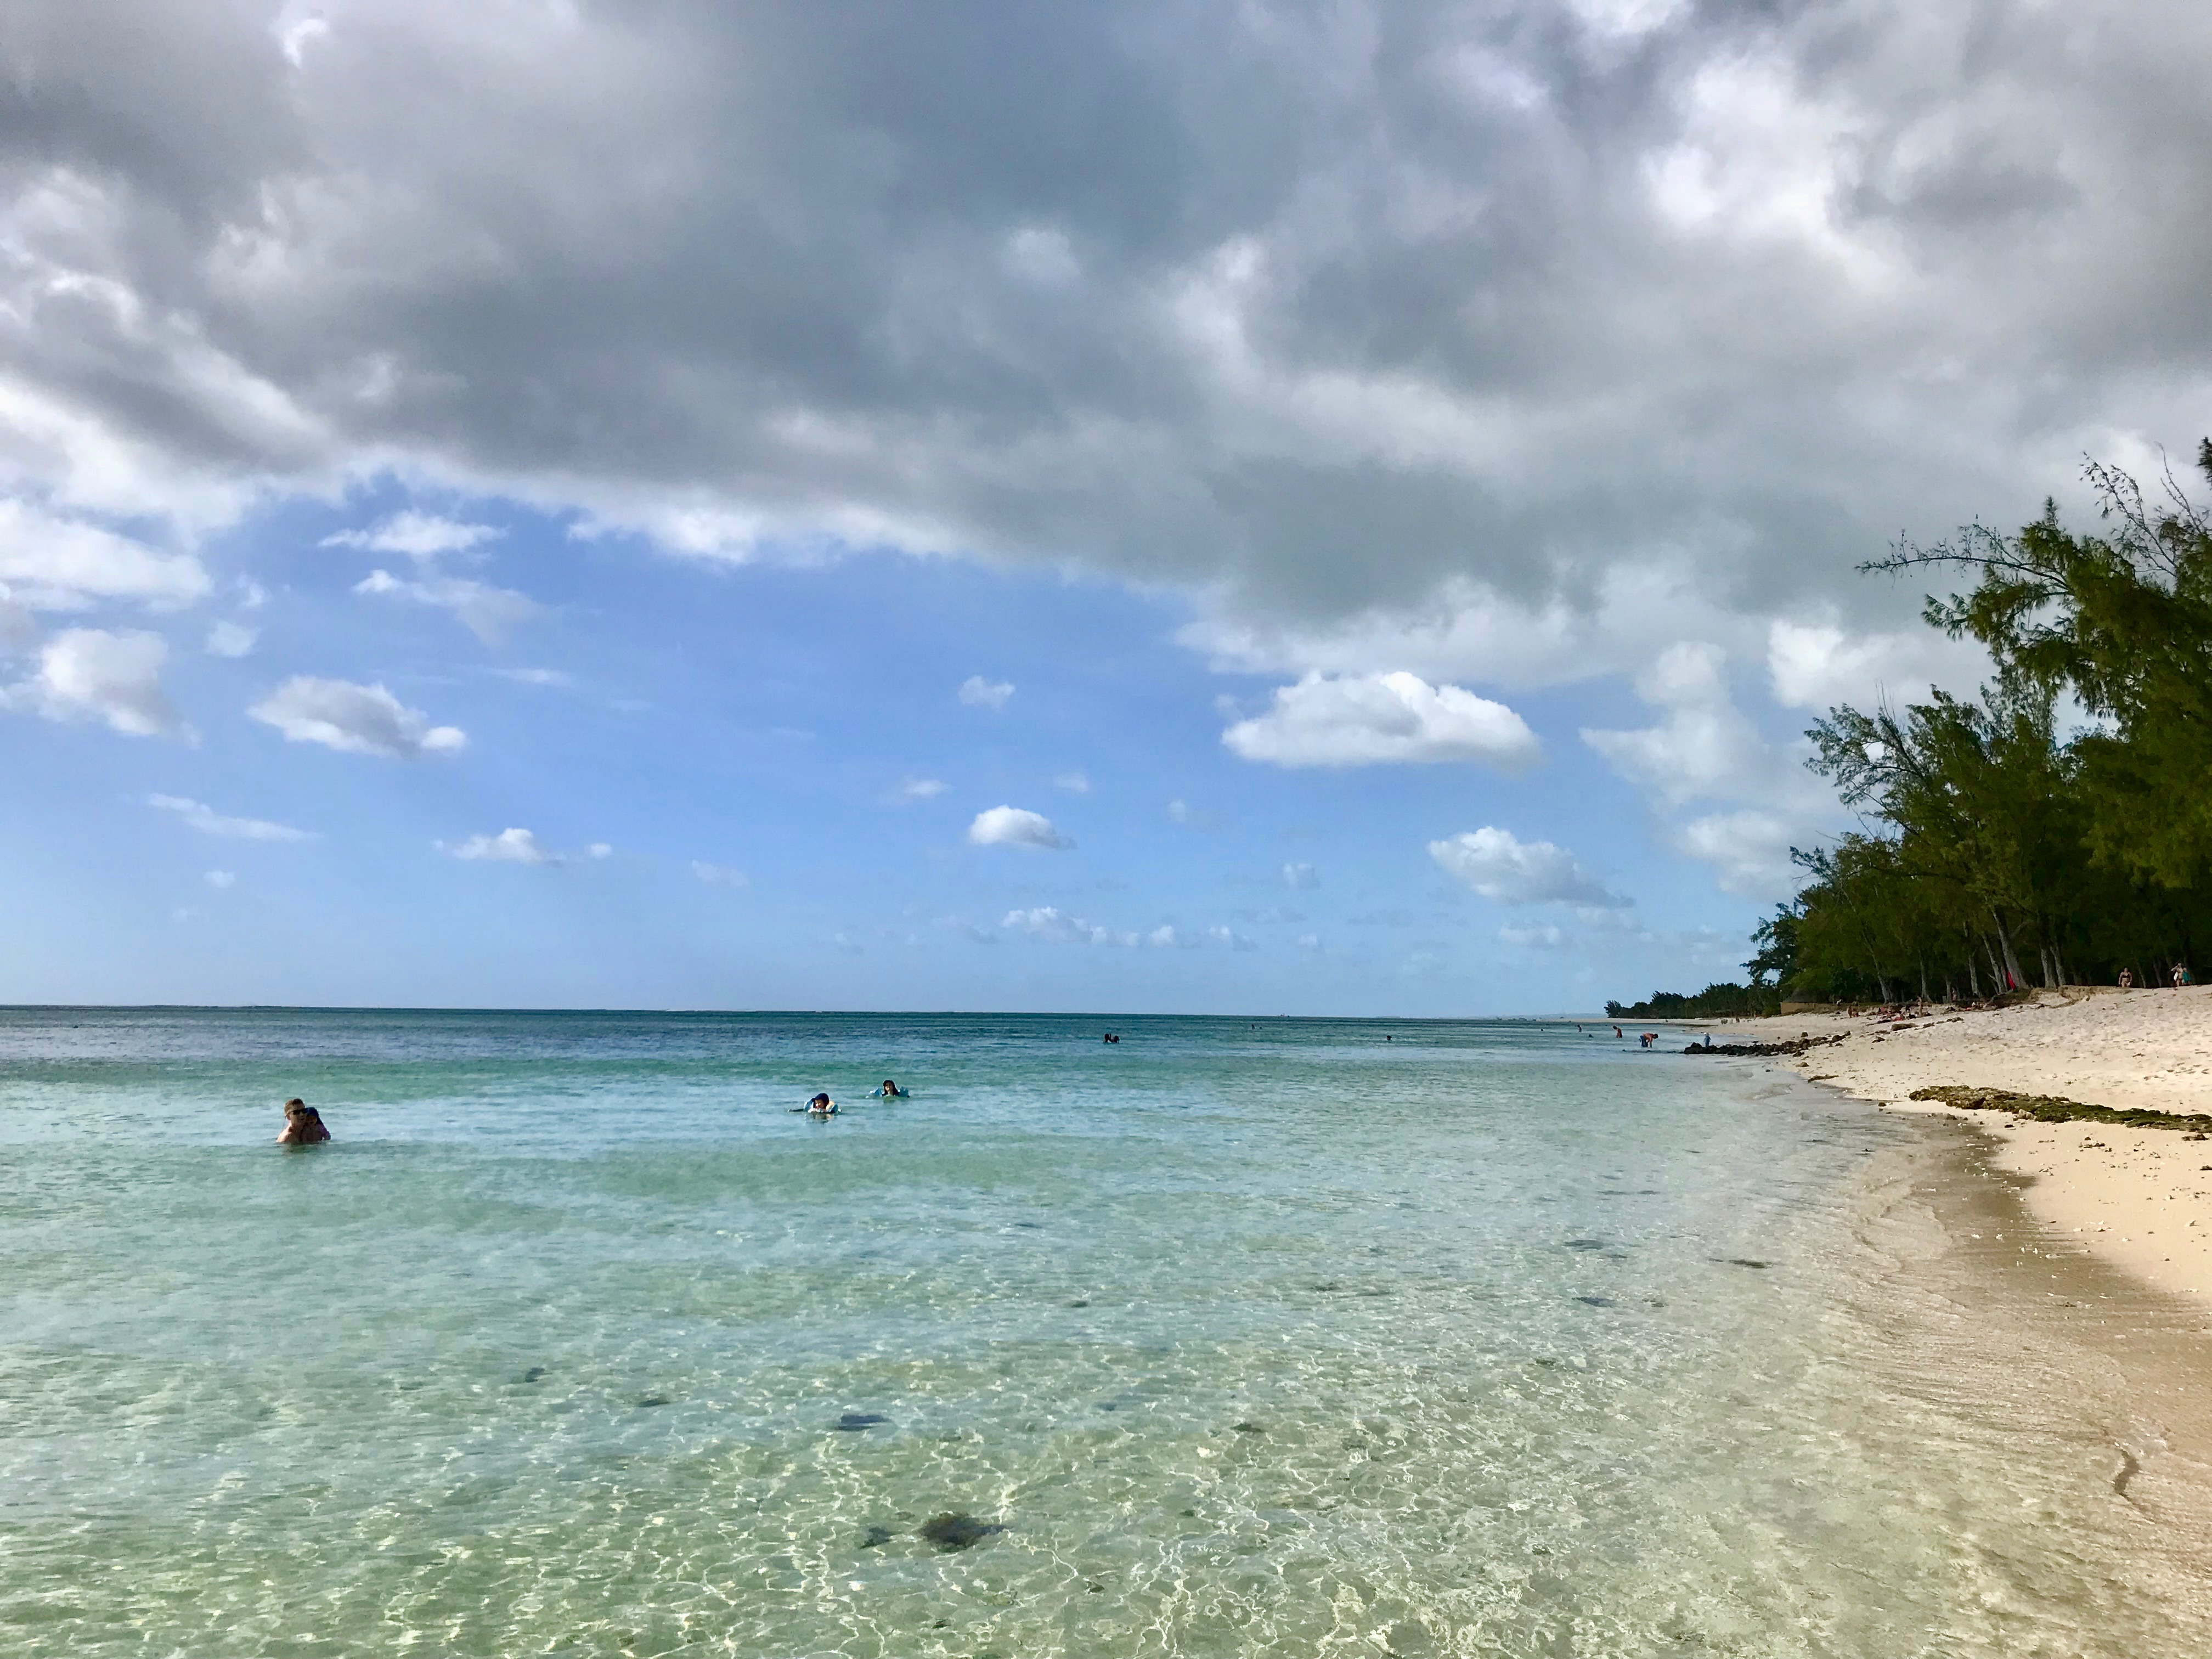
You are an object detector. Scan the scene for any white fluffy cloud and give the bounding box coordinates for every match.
[0,502,209,610]
[447,828,558,865]
[1765,619,1988,713]
[967,806,1070,850]
[4,629,186,737]
[204,620,257,657]
[324,513,503,558]
[148,794,313,842]
[249,678,466,759]
[1282,861,1319,890]
[1581,641,1838,896]
[1223,672,1539,769]
[1002,906,1135,946]
[958,676,1014,710]
[353,569,539,644]
[1429,827,1627,908]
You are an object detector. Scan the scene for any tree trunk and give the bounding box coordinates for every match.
[1991,910,2025,990]
[1967,948,1982,999]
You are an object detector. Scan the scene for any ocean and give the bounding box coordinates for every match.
[1,1008,2204,1656]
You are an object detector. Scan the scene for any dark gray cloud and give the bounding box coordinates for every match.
[5,0,2211,656]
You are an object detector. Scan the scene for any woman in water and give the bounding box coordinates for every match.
[874,1079,905,1098]
[805,1092,837,1115]
[277,1098,330,1145]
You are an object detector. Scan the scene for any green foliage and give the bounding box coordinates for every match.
[1775,441,2212,1002]
[1605,983,1782,1020]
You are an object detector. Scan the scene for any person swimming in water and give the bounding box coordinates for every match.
[874,1079,905,1098]
[805,1092,837,1115]
[276,1097,330,1145]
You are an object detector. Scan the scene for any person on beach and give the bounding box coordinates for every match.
[277,1098,330,1145]
[2178,964,2196,988]
[2119,968,2134,989]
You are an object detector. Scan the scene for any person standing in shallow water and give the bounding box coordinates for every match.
[277,1098,330,1145]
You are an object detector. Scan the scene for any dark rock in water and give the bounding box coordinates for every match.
[1574,1295,1615,1307]
[834,1412,890,1431]
[1726,1259,1770,1269]
[919,1512,1005,1551]
[860,1525,896,1548]
[521,1367,546,1383]
[1232,1421,1266,1434]
[1564,1238,1606,1250]
[1068,1299,1090,1308]
[636,1394,672,1408]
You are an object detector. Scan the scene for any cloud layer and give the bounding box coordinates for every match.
[4,0,2207,654]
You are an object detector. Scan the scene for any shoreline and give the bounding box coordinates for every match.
[1703,986,2212,1302]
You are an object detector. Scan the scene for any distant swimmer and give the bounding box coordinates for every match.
[277,1098,330,1146]
[873,1079,907,1098]
[1612,1025,1623,1039]
[805,1093,837,1116]
[1102,1032,1120,1043]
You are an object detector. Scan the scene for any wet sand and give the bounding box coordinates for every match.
[1700,986,2212,1301]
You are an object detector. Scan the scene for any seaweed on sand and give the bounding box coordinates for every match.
[1906,1085,2212,1132]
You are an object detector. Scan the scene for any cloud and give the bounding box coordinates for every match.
[204,619,257,657]
[0,501,210,610]
[1223,672,1539,769]
[1054,770,1090,793]
[1429,827,1628,908]
[1672,810,1802,898]
[492,667,573,687]
[692,861,749,887]
[1498,922,1566,949]
[249,677,466,758]
[7,0,2212,849]
[958,676,1014,711]
[204,870,236,889]
[1282,861,1319,890]
[1165,798,1191,823]
[967,806,1070,850]
[324,512,503,559]
[892,776,947,802]
[446,828,558,865]
[1581,644,1775,812]
[354,568,539,644]
[148,793,313,842]
[1765,619,1988,713]
[4,629,187,737]
[1002,906,1135,946]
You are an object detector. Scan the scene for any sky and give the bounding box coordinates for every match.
[2,0,2208,1014]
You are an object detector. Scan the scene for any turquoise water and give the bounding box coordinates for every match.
[1,1009,2203,1656]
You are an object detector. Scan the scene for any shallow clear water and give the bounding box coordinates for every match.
[1,1009,2203,1656]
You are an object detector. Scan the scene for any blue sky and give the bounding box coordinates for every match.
[3,489,1792,1013]
[4,0,2202,1011]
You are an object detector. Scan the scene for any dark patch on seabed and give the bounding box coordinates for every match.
[919,1512,1005,1550]
[833,1412,889,1431]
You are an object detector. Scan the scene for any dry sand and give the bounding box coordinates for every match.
[1693,985,2212,1300]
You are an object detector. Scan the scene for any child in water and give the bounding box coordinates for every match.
[277,1098,330,1144]
[806,1093,837,1115]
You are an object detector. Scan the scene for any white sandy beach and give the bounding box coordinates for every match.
[1707,986,2212,1301]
